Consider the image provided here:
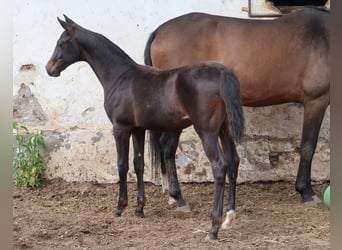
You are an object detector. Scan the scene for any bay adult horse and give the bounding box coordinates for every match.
[46,15,244,240]
[144,7,329,210]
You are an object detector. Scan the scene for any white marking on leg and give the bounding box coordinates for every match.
[161,175,169,194]
[221,210,236,229]
[168,196,177,205]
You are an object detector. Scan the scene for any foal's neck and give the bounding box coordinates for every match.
[76,30,138,90]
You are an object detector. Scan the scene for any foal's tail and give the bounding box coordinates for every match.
[220,69,244,141]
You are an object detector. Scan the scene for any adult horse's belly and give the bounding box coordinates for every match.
[233,63,303,106]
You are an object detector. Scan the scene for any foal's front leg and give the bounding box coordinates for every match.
[113,128,131,217]
[132,129,146,217]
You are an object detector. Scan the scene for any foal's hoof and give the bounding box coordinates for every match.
[134,209,144,218]
[176,204,191,213]
[113,208,122,217]
[303,195,322,207]
[221,210,236,229]
[205,232,218,241]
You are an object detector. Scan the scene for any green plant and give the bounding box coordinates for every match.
[13,121,47,188]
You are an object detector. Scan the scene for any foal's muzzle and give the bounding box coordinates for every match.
[46,59,61,77]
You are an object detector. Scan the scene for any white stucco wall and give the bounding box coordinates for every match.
[13,0,330,184]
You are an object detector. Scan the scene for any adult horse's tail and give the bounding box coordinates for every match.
[144,30,157,67]
[220,69,244,140]
[144,30,164,172]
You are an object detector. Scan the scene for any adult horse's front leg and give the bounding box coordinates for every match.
[112,127,131,217]
[160,131,191,212]
[296,97,329,205]
[132,128,146,217]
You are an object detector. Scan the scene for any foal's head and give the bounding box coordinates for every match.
[46,15,81,77]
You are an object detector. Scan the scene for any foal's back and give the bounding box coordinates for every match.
[116,63,228,131]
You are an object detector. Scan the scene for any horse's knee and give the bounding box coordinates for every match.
[133,155,143,169]
[133,153,143,163]
[117,161,128,177]
[214,174,226,186]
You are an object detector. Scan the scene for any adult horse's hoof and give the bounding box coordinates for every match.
[113,208,122,217]
[205,232,218,240]
[176,204,191,213]
[303,195,321,207]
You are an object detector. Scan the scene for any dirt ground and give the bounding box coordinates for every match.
[13,179,330,250]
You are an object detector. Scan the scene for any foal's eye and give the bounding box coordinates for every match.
[59,39,71,49]
[60,42,68,49]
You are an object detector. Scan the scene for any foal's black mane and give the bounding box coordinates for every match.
[75,24,137,66]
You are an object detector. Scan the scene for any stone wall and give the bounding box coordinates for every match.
[13,0,330,184]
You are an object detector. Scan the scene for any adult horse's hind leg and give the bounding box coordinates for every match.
[132,129,146,217]
[112,128,131,217]
[219,128,240,229]
[159,131,191,212]
[296,96,329,205]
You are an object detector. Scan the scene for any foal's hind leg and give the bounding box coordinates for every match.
[159,131,190,211]
[132,129,146,217]
[198,132,227,240]
[220,131,239,229]
[296,97,329,205]
[112,128,131,217]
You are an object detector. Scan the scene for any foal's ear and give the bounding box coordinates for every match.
[57,16,75,34]
[63,14,76,25]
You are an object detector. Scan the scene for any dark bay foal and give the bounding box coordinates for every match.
[46,16,244,240]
